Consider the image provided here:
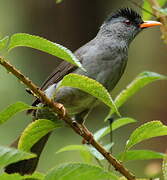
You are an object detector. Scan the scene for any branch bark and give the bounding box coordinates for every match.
[147,0,167,44]
[0,57,136,180]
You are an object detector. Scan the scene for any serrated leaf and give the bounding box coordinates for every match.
[87,143,114,160]
[18,119,62,152]
[0,101,38,124]
[8,33,84,70]
[142,1,153,20]
[108,71,166,117]
[0,146,36,168]
[44,163,119,180]
[0,36,9,52]
[56,145,93,163]
[126,121,167,150]
[163,155,167,180]
[117,150,165,162]
[57,74,120,116]
[94,118,136,141]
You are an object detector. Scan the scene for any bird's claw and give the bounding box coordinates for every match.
[58,103,66,117]
[72,121,84,135]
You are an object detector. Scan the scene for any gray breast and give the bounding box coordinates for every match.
[74,37,128,91]
[43,37,128,116]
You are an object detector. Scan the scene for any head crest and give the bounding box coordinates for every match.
[105,8,143,25]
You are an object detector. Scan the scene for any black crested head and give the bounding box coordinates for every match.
[105,8,143,26]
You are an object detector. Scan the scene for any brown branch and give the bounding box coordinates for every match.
[147,0,167,44]
[0,57,136,180]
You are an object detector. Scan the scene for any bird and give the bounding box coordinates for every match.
[5,8,161,175]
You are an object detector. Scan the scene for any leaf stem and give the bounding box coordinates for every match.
[0,56,136,180]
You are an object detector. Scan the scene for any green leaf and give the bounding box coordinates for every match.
[117,150,165,162]
[159,0,167,6]
[126,121,167,150]
[94,118,136,141]
[0,173,22,180]
[0,172,44,180]
[57,74,120,116]
[8,33,84,70]
[108,71,166,117]
[18,119,62,152]
[22,172,44,180]
[0,146,36,168]
[0,36,9,52]
[44,163,119,180]
[56,145,93,163]
[142,1,153,20]
[0,101,38,124]
[87,143,114,160]
[56,145,88,154]
[163,155,167,180]
[56,144,114,162]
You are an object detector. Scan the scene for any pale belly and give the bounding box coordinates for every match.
[44,84,96,115]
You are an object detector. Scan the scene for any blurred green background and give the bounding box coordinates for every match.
[0,0,166,177]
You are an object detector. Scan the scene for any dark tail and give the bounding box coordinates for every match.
[5,132,51,175]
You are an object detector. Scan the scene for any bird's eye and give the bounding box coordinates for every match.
[124,19,131,25]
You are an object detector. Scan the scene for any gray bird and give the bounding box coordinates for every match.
[5,8,161,175]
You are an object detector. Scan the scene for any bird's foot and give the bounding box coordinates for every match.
[72,120,84,135]
[57,103,66,117]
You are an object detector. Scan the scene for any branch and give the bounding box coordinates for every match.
[147,0,167,44]
[0,57,136,180]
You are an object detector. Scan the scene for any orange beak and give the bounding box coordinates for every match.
[140,21,162,28]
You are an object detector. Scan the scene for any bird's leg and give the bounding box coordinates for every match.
[74,109,89,124]
[75,110,94,144]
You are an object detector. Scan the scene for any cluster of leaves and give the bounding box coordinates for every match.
[1,0,167,177]
[0,32,166,180]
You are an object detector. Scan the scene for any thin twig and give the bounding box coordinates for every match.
[0,57,136,180]
[108,117,114,172]
[147,0,167,44]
